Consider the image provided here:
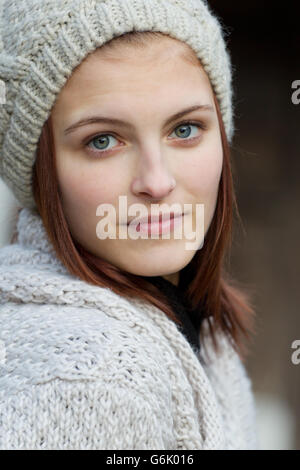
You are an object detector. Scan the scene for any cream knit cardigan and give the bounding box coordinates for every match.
[0,208,260,450]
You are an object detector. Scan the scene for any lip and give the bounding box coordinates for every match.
[127,212,185,236]
[127,212,183,226]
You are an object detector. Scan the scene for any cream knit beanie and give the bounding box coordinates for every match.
[0,0,234,209]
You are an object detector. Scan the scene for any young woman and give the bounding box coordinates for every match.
[0,0,259,449]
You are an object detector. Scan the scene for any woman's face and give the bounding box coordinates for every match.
[51,37,223,285]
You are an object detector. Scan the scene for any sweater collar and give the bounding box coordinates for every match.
[16,207,69,267]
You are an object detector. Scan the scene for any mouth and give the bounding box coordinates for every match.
[127,212,185,236]
[127,212,183,226]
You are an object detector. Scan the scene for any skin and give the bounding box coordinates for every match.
[51,36,223,287]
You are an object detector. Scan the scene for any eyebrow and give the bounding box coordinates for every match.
[63,104,214,135]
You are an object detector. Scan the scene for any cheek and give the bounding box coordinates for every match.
[57,157,122,245]
[184,144,223,198]
[56,153,118,213]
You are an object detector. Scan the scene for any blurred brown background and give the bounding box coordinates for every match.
[209,0,300,449]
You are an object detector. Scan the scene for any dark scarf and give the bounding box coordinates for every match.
[146,275,204,355]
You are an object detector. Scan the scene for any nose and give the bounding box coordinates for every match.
[131,152,176,201]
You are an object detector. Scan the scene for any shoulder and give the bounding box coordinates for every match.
[0,303,175,449]
[0,301,171,399]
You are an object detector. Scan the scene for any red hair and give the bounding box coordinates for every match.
[32,31,257,362]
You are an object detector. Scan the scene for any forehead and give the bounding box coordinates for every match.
[84,34,199,69]
[53,36,213,113]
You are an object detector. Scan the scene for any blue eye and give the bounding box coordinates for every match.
[170,122,204,140]
[84,120,206,157]
[87,134,118,153]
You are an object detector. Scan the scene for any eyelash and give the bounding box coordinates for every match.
[83,120,208,157]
